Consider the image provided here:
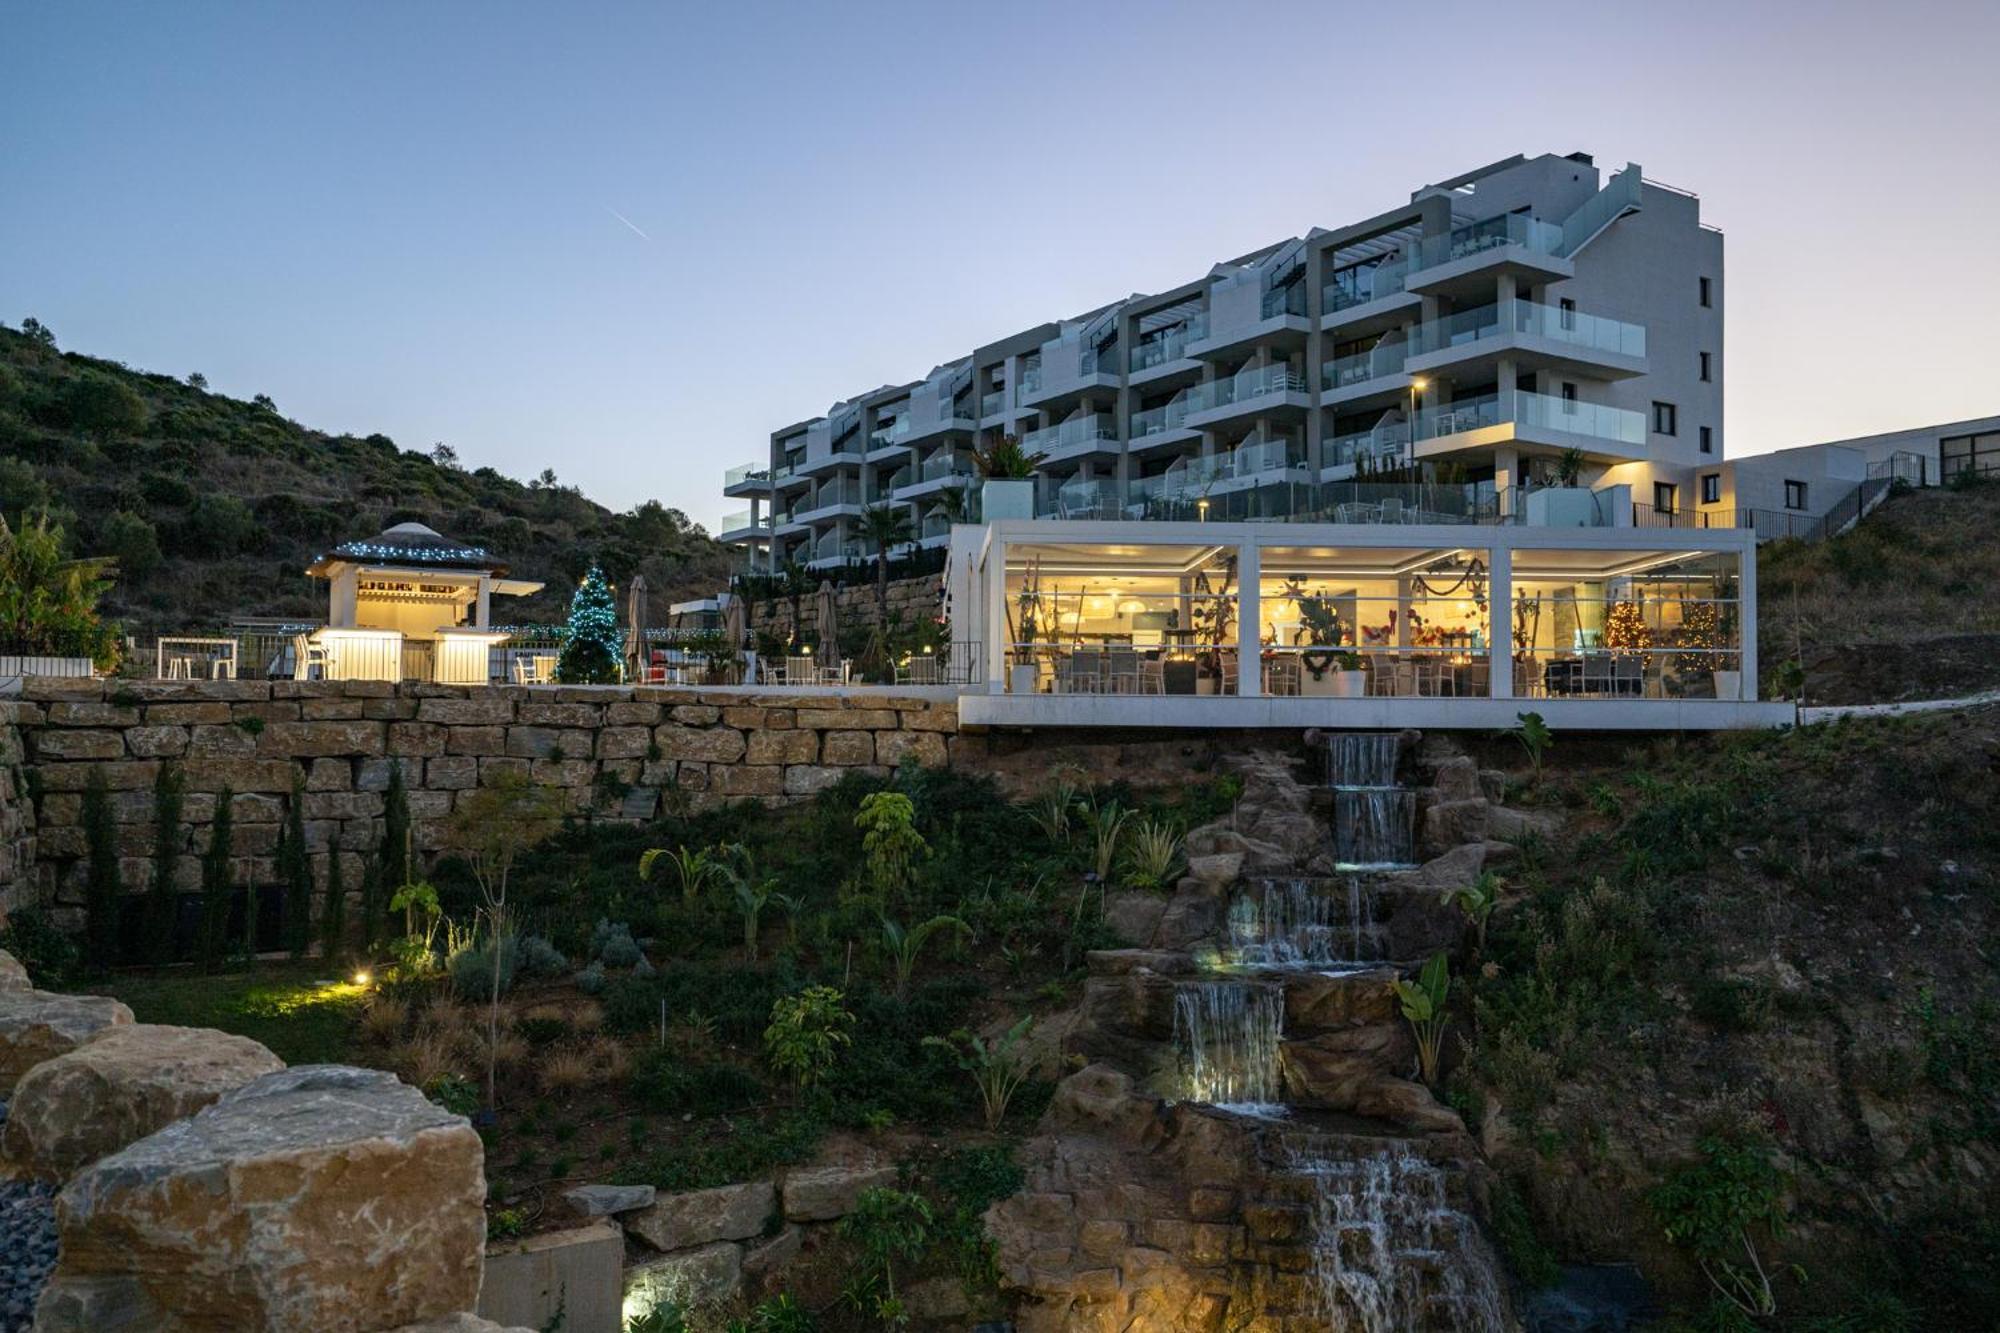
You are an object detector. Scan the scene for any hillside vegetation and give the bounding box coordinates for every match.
[0,320,734,636]
[1761,481,2000,704]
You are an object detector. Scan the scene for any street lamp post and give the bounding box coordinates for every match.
[1406,376,1428,473]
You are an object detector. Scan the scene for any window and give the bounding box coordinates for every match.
[1699,425,1713,454]
[1701,473,1720,504]
[1699,352,1712,382]
[1784,479,1809,511]
[1561,381,1578,408]
[1699,276,1712,308]
[1558,297,1577,331]
[1654,482,1678,514]
[1652,401,1678,436]
[1942,431,2000,480]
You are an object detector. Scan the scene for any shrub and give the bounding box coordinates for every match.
[573,961,607,995]
[763,985,854,1088]
[629,1048,765,1115]
[592,919,642,967]
[448,935,518,1001]
[516,934,567,978]
[0,908,78,989]
[98,510,161,580]
[1121,819,1184,891]
[856,791,928,903]
[924,1016,1035,1131]
[61,373,146,438]
[1650,1136,1787,1319]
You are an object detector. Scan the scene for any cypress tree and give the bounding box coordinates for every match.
[278,768,312,959]
[147,762,184,965]
[82,769,123,973]
[198,786,235,973]
[320,844,347,967]
[359,852,384,955]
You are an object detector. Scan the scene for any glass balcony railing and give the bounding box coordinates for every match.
[803,483,864,511]
[723,461,770,487]
[1323,341,1411,390]
[1323,258,1410,312]
[720,508,759,533]
[920,451,971,482]
[1022,413,1117,455]
[1260,282,1307,319]
[1512,390,1646,446]
[1326,425,1410,470]
[1410,213,1564,272]
[867,469,911,501]
[980,389,1007,417]
[1038,478,1117,518]
[868,418,912,449]
[1415,394,1504,440]
[1130,399,1193,438]
[1406,301,1647,360]
[1225,438,1305,477]
[1020,362,1043,394]
[1185,364,1307,413]
[1130,314,1209,370]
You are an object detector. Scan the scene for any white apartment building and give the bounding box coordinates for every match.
[719,151,1726,567]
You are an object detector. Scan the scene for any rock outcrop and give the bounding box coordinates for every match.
[34,1065,486,1333]
[0,990,132,1094]
[4,1024,284,1180]
[0,948,31,992]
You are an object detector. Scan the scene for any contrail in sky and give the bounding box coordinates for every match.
[607,207,650,241]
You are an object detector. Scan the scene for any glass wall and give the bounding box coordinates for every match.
[1259,547,1493,697]
[1001,545,1239,694]
[1511,551,1741,699]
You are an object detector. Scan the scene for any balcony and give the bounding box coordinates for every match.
[1321,340,1413,401]
[1321,257,1414,329]
[1412,390,1647,460]
[1406,214,1573,295]
[1037,477,1118,519]
[718,509,769,543]
[796,444,867,477]
[1128,315,1208,383]
[722,461,773,497]
[1183,364,1310,429]
[1020,340,1121,411]
[866,417,914,461]
[1022,413,1119,462]
[904,398,979,442]
[979,388,1015,421]
[1325,423,1411,474]
[1406,300,1648,380]
[1129,398,1198,450]
[796,483,867,523]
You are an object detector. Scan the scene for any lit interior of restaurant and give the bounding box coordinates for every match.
[998,541,1742,698]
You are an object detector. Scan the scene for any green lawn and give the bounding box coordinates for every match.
[89,961,369,1065]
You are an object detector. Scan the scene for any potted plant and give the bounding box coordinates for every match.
[974,435,1047,522]
[1295,596,1367,697]
[1189,567,1234,695]
[1008,559,1044,695]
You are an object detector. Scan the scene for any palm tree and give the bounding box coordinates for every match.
[778,559,812,650]
[856,504,914,625]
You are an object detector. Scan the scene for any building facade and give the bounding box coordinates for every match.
[720,151,1726,569]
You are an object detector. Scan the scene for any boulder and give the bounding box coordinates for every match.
[781,1164,898,1222]
[623,1241,742,1312]
[1102,891,1167,948]
[1421,799,1490,856]
[0,949,30,992]
[35,1065,486,1333]
[1428,755,1483,804]
[560,1183,655,1218]
[1282,967,1400,1032]
[741,1225,803,1282]
[626,1180,774,1251]
[1280,1029,1410,1108]
[1184,852,1243,886]
[4,1024,284,1180]
[0,990,133,1094]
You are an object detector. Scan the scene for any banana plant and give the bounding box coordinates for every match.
[637,844,717,904]
[881,913,971,1001]
[1390,952,1451,1086]
[1442,870,1501,956]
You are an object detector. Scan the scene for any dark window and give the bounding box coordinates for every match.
[1701,473,1720,504]
[1699,352,1712,382]
[1942,431,2000,479]
[1558,297,1577,331]
[1699,276,1712,308]
[1654,482,1678,514]
[1699,425,1713,454]
[1652,402,1678,436]
[1561,381,1578,407]
[1784,479,1809,510]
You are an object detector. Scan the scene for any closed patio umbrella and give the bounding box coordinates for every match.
[721,593,747,684]
[814,582,840,664]
[623,574,648,682]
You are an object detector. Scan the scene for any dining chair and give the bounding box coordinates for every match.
[1138,656,1165,695]
[1105,647,1139,695]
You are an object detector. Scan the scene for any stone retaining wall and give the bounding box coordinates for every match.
[9,678,961,910]
[745,573,942,642]
[0,701,34,917]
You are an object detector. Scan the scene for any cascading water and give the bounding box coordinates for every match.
[1326,733,1415,869]
[1171,981,1283,1108]
[1226,877,1377,967]
[1291,1150,1508,1333]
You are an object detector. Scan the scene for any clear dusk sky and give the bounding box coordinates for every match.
[4,0,1996,533]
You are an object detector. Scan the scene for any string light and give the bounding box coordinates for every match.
[322,542,493,564]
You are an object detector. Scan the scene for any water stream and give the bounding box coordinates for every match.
[1225,876,1378,967]
[1326,733,1415,870]
[1171,980,1283,1109]
[1291,1149,1508,1333]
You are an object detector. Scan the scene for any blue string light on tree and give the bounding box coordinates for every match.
[555,566,624,684]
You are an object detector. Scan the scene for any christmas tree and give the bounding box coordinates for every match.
[555,566,624,684]
[1602,598,1651,651]
[1678,599,1720,652]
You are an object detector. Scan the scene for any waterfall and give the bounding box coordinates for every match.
[1171,981,1283,1107]
[1292,1150,1508,1333]
[1226,878,1377,967]
[1326,733,1415,869]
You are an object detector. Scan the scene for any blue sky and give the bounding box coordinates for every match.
[5,0,1997,532]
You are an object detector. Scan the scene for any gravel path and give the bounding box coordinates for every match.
[0,1104,59,1333]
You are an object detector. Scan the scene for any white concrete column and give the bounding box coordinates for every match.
[475,577,492,630]
[1736,544,1756,702]
[985,536,1009,693]
[1488,545,1513,699]
[330,568,359,628]
[1495,446,1520,519]
[1236,540,1262,698]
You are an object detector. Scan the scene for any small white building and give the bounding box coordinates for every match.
[304,522,544,683]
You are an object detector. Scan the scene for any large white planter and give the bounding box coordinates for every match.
[1712,669,1742,701]
[1333,670,1368,698]
[1009,664,1039,695]
[982,479,1036,521]
[1524,487,1604,528]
